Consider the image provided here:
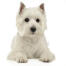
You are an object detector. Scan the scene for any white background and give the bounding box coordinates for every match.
[0,0,66,66]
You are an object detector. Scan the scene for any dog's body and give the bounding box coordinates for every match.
[8,3,55,63]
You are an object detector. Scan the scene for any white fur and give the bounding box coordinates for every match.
[8,6,55,63]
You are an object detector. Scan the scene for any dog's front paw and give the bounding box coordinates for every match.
[7,52,28,63]
[15,56,28,63]
[39,53,55,62]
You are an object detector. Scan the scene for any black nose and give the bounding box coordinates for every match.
[30,27,36,32]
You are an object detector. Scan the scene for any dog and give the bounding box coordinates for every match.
[7,2,55,63]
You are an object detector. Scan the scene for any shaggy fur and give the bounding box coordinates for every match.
[7,2,55,63]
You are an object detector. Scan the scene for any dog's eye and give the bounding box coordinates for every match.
[25,18,29,22]
[36,18,40,23]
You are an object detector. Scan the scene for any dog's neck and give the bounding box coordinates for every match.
[17,33,43,43]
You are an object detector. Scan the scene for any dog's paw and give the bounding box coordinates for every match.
[39,53,55,62]
[7,52,28,63]
[15,56,28,63]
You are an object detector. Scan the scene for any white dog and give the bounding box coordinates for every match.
[8,2,55,63]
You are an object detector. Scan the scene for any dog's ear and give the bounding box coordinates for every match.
[39,3,45,12]
[19,2,25,15]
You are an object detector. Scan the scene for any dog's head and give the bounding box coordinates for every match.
[16,2,47,37]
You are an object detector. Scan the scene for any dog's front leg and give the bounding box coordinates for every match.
[39,47,55,62]
[7,51,28,63]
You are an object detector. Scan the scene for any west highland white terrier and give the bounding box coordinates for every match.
[7,2,55,63]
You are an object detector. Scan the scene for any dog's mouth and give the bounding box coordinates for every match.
[29,31,37,36]
[31,32,35,35]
